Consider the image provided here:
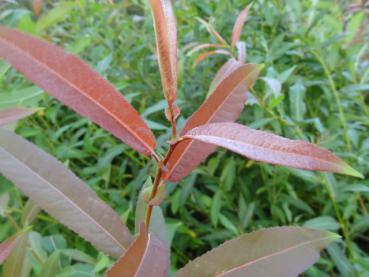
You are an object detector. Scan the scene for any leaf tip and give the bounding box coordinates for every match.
[341,164,364,179]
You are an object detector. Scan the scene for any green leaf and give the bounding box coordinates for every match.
[3,231,30,277]
[289,80,306,121]
[40,251,61,277]
[303,216,340,231]
[35,2,77,34]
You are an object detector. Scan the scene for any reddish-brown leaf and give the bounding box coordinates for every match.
[194,50,231,66]
[163,64,262,182]
[175,227,339,277]
[0,26,155,156]
[208,59,243,95]
[107,225,169,277]
[149,0,178,121]
[231,4,251,48]
[187,43,228,56]
[183,122,363,178]
[32,0,42,16]
[0,235,18,264]
[0,108,35,126]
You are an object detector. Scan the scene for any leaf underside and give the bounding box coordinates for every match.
[175,227,338,277]
[0,25,155,155]
[0,129,133,258]
[107,226,169,277]
[0,108,35,126]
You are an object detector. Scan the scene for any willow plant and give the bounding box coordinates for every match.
[0,1,362,276]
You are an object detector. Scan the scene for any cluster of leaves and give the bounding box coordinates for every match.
[0,0,368,276]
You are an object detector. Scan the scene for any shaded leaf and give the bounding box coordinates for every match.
[304,216,339,231]
[231,4,251,47]
[0,235,19,264]
[149,0,178,122]
[3,232,29,277]
[21,200,41,225]
[0,26,155,155]
[0,108,36,126]
[40,251,61,277]
[175,227,338,277]
[0,129,133,258]
[183,122,363,178]
[107,225,169,277]
[164,64,262,182]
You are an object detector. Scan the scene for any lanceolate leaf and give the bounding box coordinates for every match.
[183,122,363,178]
[208,59,243,95]
[187,43,228,56]
[0,108,36,126]
[194,50,231,66]
[149,0,178,121]
[0,235,19,264]
[0,26,155,155]
[3,232,29,277]
[164,64,262,182]
[0,129,133,258]
[231,4,251,48]
[107,225,169,277]
[175,227,339,277]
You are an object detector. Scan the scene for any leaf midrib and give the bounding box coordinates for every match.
[0,35,153,153]
[0,145,125,253]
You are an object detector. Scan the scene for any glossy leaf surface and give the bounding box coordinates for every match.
[231,4,251,47]
[183,122,363,178]
[0,26,155,155]
[107,225,169,277]
[175,227,338,277]
[164,64,262,181]
[0,108,35,126]
[149,0,178,121]
[0,129,133,258]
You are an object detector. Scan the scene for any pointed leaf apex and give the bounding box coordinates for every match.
[341,164,364,179]
[327,232,341,241]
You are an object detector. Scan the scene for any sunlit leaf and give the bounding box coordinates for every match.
[0,129,133,258]
[0,26,156,155]
[164,64,262,182]
[175,227,339,277]
[182,122,363,178]
[107,225,169,277]
[149,0,179,122]
[231,4,251,47]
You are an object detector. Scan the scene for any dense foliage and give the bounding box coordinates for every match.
[0,0,368,276]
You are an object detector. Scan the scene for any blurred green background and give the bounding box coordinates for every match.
[0,0,368,276]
